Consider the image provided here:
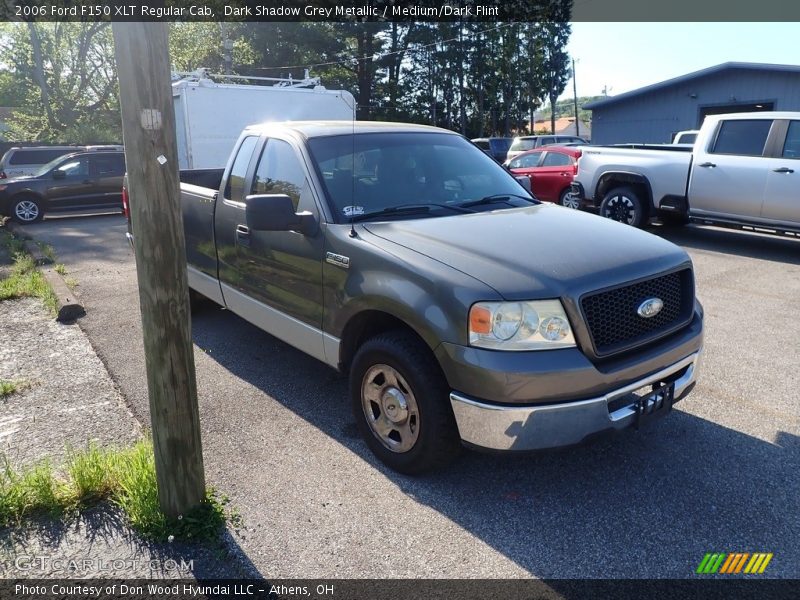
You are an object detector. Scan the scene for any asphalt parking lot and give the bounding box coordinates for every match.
[13,213,799,579]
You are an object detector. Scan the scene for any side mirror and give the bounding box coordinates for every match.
[245,194,316,235]
[514,175,532,193]
[53,170,66,180]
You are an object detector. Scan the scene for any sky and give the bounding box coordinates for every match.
[562,22,799,101]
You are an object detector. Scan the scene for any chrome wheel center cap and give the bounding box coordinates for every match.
[381,387,408,423]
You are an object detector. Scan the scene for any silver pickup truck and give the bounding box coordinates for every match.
[572,112,800,234]
[127,121,704,474]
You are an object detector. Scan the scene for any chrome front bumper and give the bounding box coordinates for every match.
[450,351,701,451]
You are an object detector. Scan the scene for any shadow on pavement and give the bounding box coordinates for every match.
[651,224,800,265]
[0,504,260,578]
[191,307,799,579]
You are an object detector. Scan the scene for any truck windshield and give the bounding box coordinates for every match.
[307,132,532,222]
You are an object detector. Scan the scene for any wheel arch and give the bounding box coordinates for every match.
[337,309,436,373]
[595,172,654,212]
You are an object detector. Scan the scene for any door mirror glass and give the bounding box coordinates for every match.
[515,175,532,192]
[245,194,316,235]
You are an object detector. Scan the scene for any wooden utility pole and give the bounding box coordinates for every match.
[112,22,205,518]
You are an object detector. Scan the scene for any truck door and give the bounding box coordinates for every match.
[688,118,774,220]
[87,153,125,208]
[215,136,325,335]
[761,120,800,226]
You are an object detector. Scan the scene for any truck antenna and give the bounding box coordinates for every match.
[349,114,357,238]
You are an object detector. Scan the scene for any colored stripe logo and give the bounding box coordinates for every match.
[696,552,773,574]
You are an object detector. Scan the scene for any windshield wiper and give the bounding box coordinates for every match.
[350,203,474,223]
[459,193,537,208]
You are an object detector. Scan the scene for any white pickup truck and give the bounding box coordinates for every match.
[571,112,800,234]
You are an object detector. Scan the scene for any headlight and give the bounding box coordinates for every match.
[469,299,576,350]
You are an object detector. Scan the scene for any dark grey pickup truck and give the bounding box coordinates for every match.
[127,122,704,474]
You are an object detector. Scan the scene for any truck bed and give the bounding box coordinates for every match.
[180,168,224,191]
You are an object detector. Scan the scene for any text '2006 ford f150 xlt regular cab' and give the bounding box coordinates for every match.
[127,121,704,474]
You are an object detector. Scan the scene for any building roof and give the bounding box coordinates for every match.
[584,62,800,110]
[533,117,591,136]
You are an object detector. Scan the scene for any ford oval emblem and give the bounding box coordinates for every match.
[637,297,664,318]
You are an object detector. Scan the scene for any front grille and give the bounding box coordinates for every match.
[581,269,694,357]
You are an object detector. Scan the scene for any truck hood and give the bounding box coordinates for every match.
[363,204,691,300]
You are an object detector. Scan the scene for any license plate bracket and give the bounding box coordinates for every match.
[634,381,675,430]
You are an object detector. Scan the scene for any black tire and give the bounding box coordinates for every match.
[599,186,648,228]
[350,330,461,474]
[559,187,581,210]
[10,195,44,224]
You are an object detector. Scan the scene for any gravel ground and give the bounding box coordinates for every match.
[0,238,253,579]
[0,298,140,467]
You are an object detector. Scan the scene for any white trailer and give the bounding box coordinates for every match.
[172,70,356,169]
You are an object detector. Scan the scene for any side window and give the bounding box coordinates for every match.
[473,140,490,151]
[711,120,772,157]
[224,136,258,201]
[541,152,573,167]
[781,121,800,159]
[517,153,541,168]
[91,155,125,177]
[56,157,89,177]
[539,137,555,147]
[251,139,306,210]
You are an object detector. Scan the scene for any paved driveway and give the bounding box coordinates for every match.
[16,214,799,579]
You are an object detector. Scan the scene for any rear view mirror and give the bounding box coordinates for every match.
[514,175,532,193]
[245,194,316,236]
[53,170,66,180]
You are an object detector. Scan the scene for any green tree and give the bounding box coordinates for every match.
[0,23,120,143]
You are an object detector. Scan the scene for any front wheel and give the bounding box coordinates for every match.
[559,187,581,210]
[10,195,44,224]
[600,186,647,227]
[350,331,461,474]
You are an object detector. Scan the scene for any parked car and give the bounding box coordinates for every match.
[0,145,123,180]
[506,134,589,162]
[572,111,800,233]
[126,121,703,474]
[505,146,582,208]
[470,137,513,162]
[0,150,126,223]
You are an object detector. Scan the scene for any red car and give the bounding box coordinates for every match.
[505,146,582,209]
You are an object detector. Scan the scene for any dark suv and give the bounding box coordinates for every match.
[0,151,126,223]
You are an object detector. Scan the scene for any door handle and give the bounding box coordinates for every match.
[235,224,251,247]
[698,162,716,168]
[772,167,795,174]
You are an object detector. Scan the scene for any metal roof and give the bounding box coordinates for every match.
[584,62,800,110]
[243,120,453,139]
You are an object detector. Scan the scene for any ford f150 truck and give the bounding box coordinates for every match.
[126,121,704,474]
[571,112,800,234]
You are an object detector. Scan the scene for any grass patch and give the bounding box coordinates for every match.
[0,229,26,256]
[36,242,56,263]
[54,263,67,275]
[64,276,78,289]
[0,252,58,315]
[0,439,230,542]
[0,379,30,398]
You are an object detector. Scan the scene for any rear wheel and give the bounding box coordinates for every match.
[10,195,44,224]
[600,186,647,227]
[350,331,461,474]
[559,187,581,210]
